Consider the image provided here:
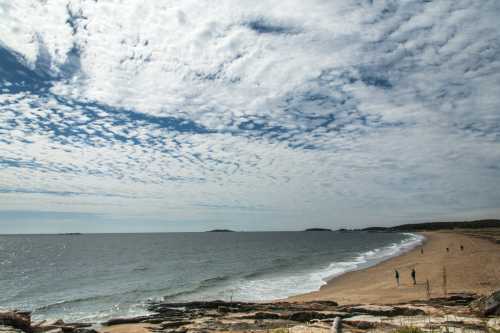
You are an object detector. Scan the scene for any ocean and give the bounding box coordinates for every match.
[0,231,424,322]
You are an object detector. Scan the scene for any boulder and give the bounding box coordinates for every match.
[0,311,32,333]
[471,290,500,317]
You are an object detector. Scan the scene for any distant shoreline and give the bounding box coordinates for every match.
[0,219,498,235]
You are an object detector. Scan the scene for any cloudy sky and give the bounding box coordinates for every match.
[0,0,499,233]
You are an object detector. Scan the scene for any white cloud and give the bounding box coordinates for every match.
[0,0,499,230]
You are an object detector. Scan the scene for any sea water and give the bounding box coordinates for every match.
[0,231,424,322]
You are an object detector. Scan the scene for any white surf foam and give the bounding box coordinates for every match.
[230,232,425,301]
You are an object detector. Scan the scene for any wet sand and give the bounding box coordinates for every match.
[99,323,158,333]
[289,231,500,304]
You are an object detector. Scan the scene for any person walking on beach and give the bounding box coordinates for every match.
[460,244,464,251]
[411,268,416,285]
[420,247,424,255]
[395,269,400,287]
[446,247,449,252]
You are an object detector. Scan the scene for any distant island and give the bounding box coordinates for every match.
[304,228,332,232]
[207,229,235,232]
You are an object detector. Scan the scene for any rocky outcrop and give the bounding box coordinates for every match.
[241,312,281,320]
[3,293,493,333]
[0,311,95,333]
[471,290,500,316]
[341,305,425,317]
[0,311,32,333]
[32,319,94,333]
[417,293,478,306]
[148,300,339,315]
[288,312,330,322]
[136,299,434,332]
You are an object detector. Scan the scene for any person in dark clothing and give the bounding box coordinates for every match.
[460,245,464,251]
[395,269,400,287]
[446,247,449,252]
[420,248,424,255]
[411,268,416,285]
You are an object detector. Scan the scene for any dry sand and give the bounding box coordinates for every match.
[290,231,500,305]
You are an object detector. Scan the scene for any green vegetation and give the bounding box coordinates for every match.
[362,219,500,231]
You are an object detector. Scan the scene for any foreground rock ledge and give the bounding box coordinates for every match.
[2,291,500,333]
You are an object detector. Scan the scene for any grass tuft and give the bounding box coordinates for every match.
[271,328,289,333]
[393,326,425,333]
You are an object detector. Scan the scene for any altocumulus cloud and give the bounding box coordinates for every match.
[0,0,499,232]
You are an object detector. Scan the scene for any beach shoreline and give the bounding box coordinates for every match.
[2,229,500,333]
[288,230,500,305]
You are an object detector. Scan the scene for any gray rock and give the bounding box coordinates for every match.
[102,316,152,326]
[345,305,424,317]
[471,290,500,316]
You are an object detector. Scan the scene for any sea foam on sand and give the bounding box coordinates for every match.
[232,233,425,301]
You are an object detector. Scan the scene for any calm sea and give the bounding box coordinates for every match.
[0,231,423,322]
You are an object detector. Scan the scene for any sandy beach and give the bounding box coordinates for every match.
[289,231,500,305]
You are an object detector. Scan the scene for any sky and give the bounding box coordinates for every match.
[0,0,499,233]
